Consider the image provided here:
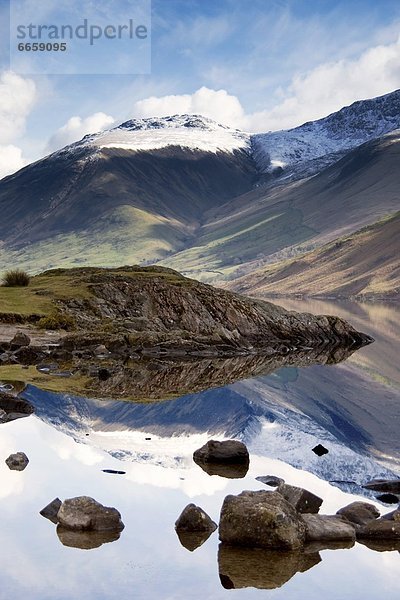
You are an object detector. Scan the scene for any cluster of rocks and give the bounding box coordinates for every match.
[40,496,125,549]
[176,439,400,559]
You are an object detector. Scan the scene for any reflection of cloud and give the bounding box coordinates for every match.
[0,433,26,498]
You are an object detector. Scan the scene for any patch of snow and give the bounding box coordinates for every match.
[90,114,250,154]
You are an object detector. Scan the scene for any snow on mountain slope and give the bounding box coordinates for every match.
[84,114,251,154]
[252,89,400,175]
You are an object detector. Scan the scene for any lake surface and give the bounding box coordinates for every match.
[1,299,400,600]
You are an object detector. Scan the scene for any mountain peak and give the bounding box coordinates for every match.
[81,113,250,155]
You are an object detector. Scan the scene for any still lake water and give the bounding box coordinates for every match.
[1,299,400,600]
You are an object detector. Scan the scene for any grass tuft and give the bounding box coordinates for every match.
[2,269,31,287]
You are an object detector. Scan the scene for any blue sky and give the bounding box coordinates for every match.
[1,0,400,177]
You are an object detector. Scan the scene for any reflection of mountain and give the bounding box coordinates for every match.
[22,347,399,490]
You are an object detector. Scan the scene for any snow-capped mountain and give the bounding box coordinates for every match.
[1,89,399,293]
[252,89,400,176]
[85,114,251,154]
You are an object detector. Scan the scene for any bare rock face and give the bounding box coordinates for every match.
[277,483,323,514]
[5,451,29,471]
[362,479,400,494]
[175,504,217,533]
[219,490,306,550]
[193,440,249,465]
[302,514,356,542]
[336,501,380,527]
[57,496,124,532]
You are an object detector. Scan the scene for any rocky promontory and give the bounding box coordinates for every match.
[0,265,372,398]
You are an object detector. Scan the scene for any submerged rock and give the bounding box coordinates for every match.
[362,479,400,494]
[175,504,217,533]
[5,451,29,471]
[312,444,329,456]
[336,502,380,527]
[256,475,284,487]
[193,440,249,465]
[376,493,399,504]
[277,483,323,514]
[57,496,124,532]
[302,514,356,542]
[40,498,62,524]
[219,490,306,550]
[218,544,321,590]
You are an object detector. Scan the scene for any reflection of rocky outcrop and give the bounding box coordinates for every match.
[53,341,371,401]
[0,391,34,423]
[218,544,321,589]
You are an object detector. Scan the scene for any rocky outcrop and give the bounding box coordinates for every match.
[336,502,380,527]
[193,440,249,466]
[57,496,124,532]
[5,451,29,471]
[219,491,306,550]
[302,515,356,542]
[175,504,217,533]
[277,483,323,514]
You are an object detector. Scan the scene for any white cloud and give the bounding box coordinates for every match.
[132,36,400,133]
[0,145,27,179]
[133,86,246,128]
[46,112,115,152]
[246,35,400,131]
[0,71,36,180]
[0,71,36,144]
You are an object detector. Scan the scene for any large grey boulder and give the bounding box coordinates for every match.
[302,514,356,542]
[277,483,322,514]
[175,503,217,533]
[362,479,400,494]
[5,451,29,471]
[219,490,306,550]
[57,496,124,532]
[193,440,249,465]
[336,501,380,527]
